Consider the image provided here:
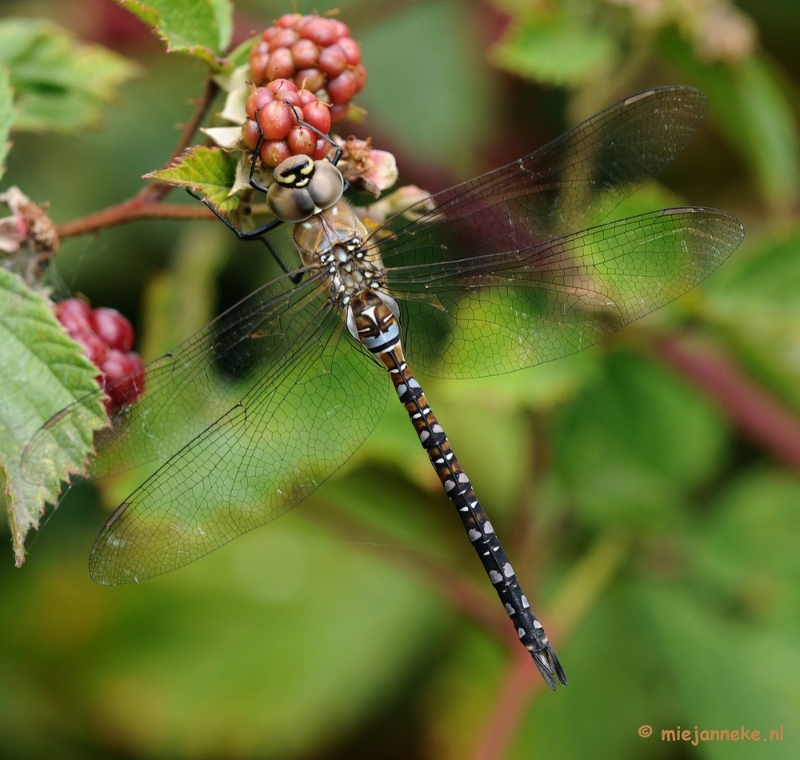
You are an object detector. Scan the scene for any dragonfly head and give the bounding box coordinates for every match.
[268,155,345,223]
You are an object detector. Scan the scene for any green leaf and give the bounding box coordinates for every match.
[357,1,502,176]
[10,512,442,757]
[659,33,800,213]
[554,353,728,527]
[0,18,138,134]
[697,470,800,630]
[643,584,800,752]
[145,145,241,212]
[706,225,800,408]
[0,68,13,176]
[489,10,617,87]
[116,0,233,70]
[0,270,106,566]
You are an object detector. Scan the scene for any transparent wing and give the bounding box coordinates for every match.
[374,86,708,262]
[88,312,387,585]
[23,271,330,484]
[384,208,744,377]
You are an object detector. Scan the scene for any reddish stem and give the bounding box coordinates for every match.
[56,200,215,238]
[471,646,545,760]
[656,334,800,469]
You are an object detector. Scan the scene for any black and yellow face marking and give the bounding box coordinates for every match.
[268,158,345,223]
[273,154,316,188]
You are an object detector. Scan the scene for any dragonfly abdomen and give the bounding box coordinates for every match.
[348,290,567,689]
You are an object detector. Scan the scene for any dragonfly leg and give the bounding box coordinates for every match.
[186,189,302,283]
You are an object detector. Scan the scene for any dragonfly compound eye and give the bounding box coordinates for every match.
[267,182,317,222]
[268,156,345,221]
[307,160,344,210]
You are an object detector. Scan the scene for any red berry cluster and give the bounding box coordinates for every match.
[249,14,366,125]
[54,299,145,415]
[241,79,332,168]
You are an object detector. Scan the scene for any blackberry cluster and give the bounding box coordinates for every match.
[54,299,145,415]
[241,79,333,168]
[249,13,366,124]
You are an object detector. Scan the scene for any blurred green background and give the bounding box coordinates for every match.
[3,0,800,758]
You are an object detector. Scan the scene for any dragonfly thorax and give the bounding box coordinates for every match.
[293,199,386,307]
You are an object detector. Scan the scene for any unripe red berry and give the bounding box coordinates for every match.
[317,44,347,77]
[258,101,295,140]
[287,125,316,156]
[266,78,298,94]
[54,298,92,335]
[241,119,261,150]
[273,88,301,108]
[245,87,273,120]
[353,63,367,92]
[90,307,135,352]
[313,139,331,160]
[260,139,291,167]
[266,48,295,80]
[290,39,318,69]
[331,19,350,38]
[327,69,357,104]
[71,329,109,366]
[277,13,300,29]
[250,55,268,82]
[303,100,331,134]
[268,28,299,50]
[300,17,337,47]
[297,88,318,106]
[102,351,146,414]
[337,37,361,65]
[295,68,325,92]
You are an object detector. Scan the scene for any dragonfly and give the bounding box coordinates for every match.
[24,85,744,690]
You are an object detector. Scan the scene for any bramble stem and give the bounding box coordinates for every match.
[56,201,215,238]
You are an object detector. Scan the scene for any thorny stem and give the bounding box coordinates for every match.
[56,78,220,239]
[471,531,630,760]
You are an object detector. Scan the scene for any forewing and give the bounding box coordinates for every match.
[385,208,744,377]
[375,86,708,263]
[89,315,388,585]
[23,272,327,485]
